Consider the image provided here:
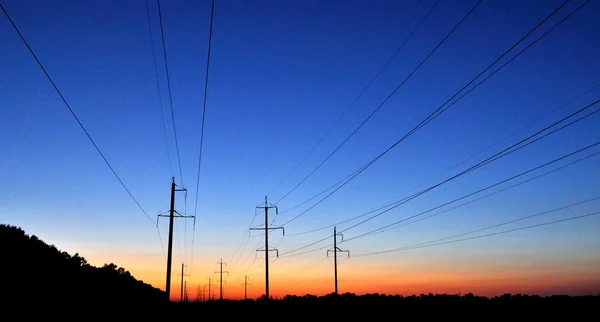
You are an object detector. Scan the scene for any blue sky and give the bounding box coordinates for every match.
[1,0,600,299]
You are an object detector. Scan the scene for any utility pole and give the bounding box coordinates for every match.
[214,258,229,300]
[250,196,284,302]
[184,281,189,302]
[327,226,350,295]
[158,177,193,302]
[241,275,252,300]
[178,262,190,302]
[207,277,212,301]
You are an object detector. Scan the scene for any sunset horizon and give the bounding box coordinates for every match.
[2,0,599,308]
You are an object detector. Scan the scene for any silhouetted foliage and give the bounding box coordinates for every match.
[165,290,598,319]
[1,224,598,318]
[0,224,166,312]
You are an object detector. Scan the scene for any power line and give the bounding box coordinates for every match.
[401,0,590,143]
[283,36,599,238]
[240,235,266,273]
[279,0,594,221]
[281,3,593,235]
[278,0,576,219]
[342,138,600,243]
[277,0,583,226]
[280,241,333,259]
[0,3,156,226]
[188,217,195,284]
[368,81,600,223]
[419,81,600,190]
[243,258,261,277]
[282,0,568,221]
[276,257,334,286]
[190,0,216,289]
[156,223,168,261]
[273,255,331,284]
[272,0,483,205]
[280,128,600,258]
[353,211,600,257]
[302,256,327,270]
[229,208,264,272]
[273,232,286,249]
[240,198,286,271]
[145,0,174,177]
[157,0,184,187]
[194,0,215,217]
[268,0,441,197]
[338,98,600,235]
[373,151,600,236]
[286,114,600,239]
[277,178,344,216]
[247,259,268,280]
[229,231,251,272]
[145,0,171,262]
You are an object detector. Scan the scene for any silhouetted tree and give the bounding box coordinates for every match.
[0,224,166,310]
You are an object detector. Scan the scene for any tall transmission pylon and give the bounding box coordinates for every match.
[241,275,252,300]
[327,226,350,295]
[250,196,284,302]
[158,177,194,302]
[207,276,213,301]
[178,262,190,302]
[184,281,188,302]
[214,258,229,300]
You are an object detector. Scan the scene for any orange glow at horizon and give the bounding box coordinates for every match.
[76,248,600,302]
[153,268,600,301]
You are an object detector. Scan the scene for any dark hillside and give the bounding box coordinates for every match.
[1,223,598,319]
[0,224,166,309]
[168,292,599,319]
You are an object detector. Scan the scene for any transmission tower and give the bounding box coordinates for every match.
[214,258,229,300]
[241,275,252,300]
[327,226,349,295]
[250,196,284,302]
[207,276,213,301]
[157,177,194,302]
[184,281,189,302]
[178,262,190,302]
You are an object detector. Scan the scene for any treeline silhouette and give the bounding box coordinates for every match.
[172,292,599,318]
[0,224,165,310]
[1,223,597,318]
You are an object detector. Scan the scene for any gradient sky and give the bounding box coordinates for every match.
[1,0,600,301]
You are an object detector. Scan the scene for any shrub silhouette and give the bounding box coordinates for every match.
[0,224,165,308]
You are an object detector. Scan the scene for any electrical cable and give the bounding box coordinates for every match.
[343,139,600,242]
[353,211,600,257]
[277,0,584,227]
[190,0,216,289]
[157,0,185,187]
[268,0,442,198]
[273,0,483,205]
[0,3,157,226]
[284,81,600,238]
[339,99,600,234]
[280,136,600,257]
[145,0,174,178]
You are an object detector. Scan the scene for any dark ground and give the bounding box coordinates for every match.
[2,223,597,319]
[40,293,594,319]
[165,293,599,319]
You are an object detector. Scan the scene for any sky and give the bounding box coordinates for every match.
[1,0,600,301]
